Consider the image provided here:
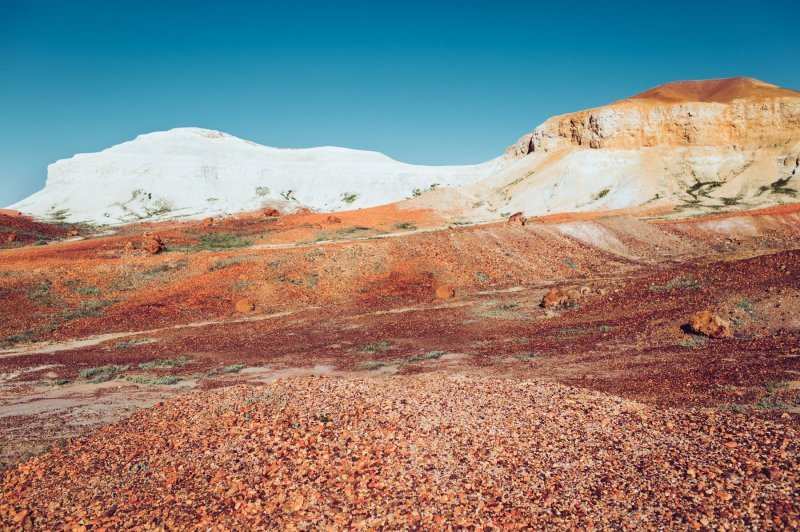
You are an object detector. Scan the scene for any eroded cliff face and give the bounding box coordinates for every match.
[508,78,800,156]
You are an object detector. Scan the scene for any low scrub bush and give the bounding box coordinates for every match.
[79,364,129,383]
[138,355,190,370]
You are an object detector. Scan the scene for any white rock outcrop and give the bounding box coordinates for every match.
[10,128,504,224]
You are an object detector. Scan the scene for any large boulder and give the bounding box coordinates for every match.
[141,232,164,255]
[687,311,733,339]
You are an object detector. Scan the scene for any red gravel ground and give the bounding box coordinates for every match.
[2,374,797,529]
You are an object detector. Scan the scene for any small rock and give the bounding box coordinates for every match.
[200,217,214,227]
[295,208,312,215]
[141,232,164,255]
[687,310,733,339]
[262,208,281,218]
[6,231,17,243]
[435,285,456,300]
[325,215,342,224]
[566,288,582,301]
[13,509,29,523]
[235,298,256,313]
[508,212,527,225]
[541,287,581,308]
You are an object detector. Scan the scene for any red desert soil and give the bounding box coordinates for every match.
[0,213,75,246]
[1,204,799,527]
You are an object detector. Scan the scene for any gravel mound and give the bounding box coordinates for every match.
[2,374,798,528]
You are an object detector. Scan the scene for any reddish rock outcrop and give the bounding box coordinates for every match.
[295,208,312,216]
[687,311,733,339]
[262,208,280,218]
[325,216,342,224]
[5,232,17,243]
[541,287,582,308]
[200,217,214,228]
[508,212,527,225]
[141,232,164,255]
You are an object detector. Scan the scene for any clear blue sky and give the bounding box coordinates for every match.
[2,0,798,207]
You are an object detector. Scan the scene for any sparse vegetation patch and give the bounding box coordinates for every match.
[196,233,253,251]
[79,364,129,383]
[758,176,798,197]
[678,337,706,348]
[1,331,34,348]
[359,361,386,370]
[61,298,116,321]
[393,222,416,231]
[36,379,70,386]
[355,341,394,353]
[138,356,191,370]
[563,259,579,270]
[513,352,543,360]
[592,187,610,201]
[558,325,613,337]
[125,375,182,386]
[649,275,699,292]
